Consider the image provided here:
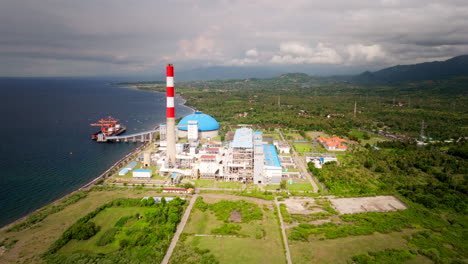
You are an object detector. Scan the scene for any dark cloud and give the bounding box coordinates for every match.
[0,0,467,76]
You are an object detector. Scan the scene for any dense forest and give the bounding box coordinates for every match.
[135,72,467,140]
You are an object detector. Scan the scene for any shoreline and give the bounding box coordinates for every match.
[0,142,149,231]
[120,84,198,113]
[1,84,195,231]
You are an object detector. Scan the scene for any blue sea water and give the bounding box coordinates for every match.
[0,78,193,228]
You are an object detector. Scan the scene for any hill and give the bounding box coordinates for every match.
[352,55,468,84]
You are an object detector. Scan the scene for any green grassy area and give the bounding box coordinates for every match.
[293,143,311,153]
[217,181,243,189]
[348,129,387,145]
[287,183,314,191]
[263,133,281,140]
[289,230,419,264]
[194,179,215,188]
[212,135,222,141]
[264,184,281,190]
[0,188,165,263]
[171,198,285,264]
[44,197,187,263]
[59,207,153,254]
[264,183,313,192]
[285,133,304,140]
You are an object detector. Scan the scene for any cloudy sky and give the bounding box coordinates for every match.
[1,0,468,77]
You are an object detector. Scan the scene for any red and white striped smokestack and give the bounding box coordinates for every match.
[166,64,175,119]
[166,64,176,166]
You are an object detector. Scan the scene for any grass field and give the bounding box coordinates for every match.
[0,188,167,264]
[348,129,387,145]
[262,133,281,140]
[172,197,286,264]
[194,179,216,188]
[293,143,311,153]
[59,207,154,254]
[285,133,305,140]
[264,183,313,192]
[289,230,425,264]
[287,183,314,191]
[217,181,243,189]
[264,184,281,190]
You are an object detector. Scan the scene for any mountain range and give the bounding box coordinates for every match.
[349,55,468,84]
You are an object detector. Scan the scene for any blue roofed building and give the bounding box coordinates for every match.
[262,144,282,184]
[177,112,219,140]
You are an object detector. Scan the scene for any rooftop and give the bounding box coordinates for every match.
[263,144,281,167]
[133,169,152,173]
[200,155,216,159]
[232,128,253,148]
[178,112,219,131]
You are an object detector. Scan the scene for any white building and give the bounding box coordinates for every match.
[133,169,152,178]
[274,140,291,154]
[187,120,199,141]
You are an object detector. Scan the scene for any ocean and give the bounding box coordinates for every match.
[0,78,193,228]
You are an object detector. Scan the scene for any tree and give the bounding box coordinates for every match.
[183,183,195,189]
[280,180,287,190]
[70,221,100,240]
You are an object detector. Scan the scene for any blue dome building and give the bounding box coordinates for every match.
[177,112,219,140]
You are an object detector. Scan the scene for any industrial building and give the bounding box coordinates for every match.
[133,169,152,178]
[273,140,291,154]
[306,153,338,168]
[192,128,282,184]
[153,64,282,185]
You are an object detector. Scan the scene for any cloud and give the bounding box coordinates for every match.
[1,0,468,76]
[246,49,258,57]
[271,42,343,64]
[346,44,387,63]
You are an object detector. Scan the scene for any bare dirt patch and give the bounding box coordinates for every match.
[309,219,332,225]
[229,211,242,223]
[330,196,407,215]
[282,197,326,214]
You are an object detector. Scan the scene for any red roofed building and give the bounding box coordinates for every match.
[317,136,348,151]
[162,188,195,194]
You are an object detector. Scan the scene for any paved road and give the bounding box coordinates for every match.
[161,194,198,264]
[275,197,293,264]
[278,130,320,192]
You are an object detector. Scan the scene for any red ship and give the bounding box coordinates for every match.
[90,116,126,140]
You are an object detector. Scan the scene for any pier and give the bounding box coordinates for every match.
[98,128,159,142]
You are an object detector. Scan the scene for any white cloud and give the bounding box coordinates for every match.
[177,27,223,60]
[245,48,258,57]
[225,57,259,66]
[271,42,343,64]
[346,44,387,63]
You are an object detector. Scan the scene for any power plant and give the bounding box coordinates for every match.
[98,64,286,185]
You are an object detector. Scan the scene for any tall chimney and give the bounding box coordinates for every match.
[166,64,176,166]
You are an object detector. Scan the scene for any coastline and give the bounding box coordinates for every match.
[120,83,198,113]
[1,84,194,231]
[0,142,148,231]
